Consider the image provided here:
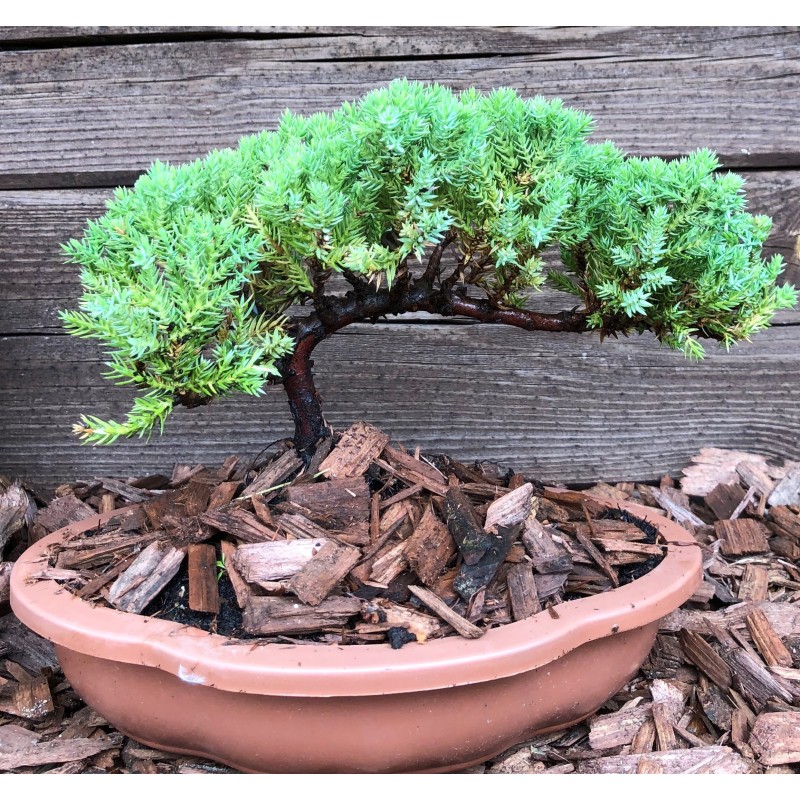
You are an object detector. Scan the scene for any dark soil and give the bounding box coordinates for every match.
[143,558,252,639]
[601,508,665,586]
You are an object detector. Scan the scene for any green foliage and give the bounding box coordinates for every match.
[62,79,796,442]
[570,150,796,356]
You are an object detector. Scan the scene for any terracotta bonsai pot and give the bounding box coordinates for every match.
[11,500,701,773]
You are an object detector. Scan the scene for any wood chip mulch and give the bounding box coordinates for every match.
[1,438,799,774]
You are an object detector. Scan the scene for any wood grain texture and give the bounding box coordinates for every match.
[2,322,799,491]
[1,27,797,59]
[1,169,797,334]
[0,28,798,186]
[2,27,799,489]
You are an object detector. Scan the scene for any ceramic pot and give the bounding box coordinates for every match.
[11,501,701,773]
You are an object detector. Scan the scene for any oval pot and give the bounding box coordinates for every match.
[11,500,701,773]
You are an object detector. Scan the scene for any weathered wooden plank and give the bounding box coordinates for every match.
[2,169,796,334]
[2,321,800,490]
[0,26,796,61]
[0,26,277,42]
[0,28,798,186]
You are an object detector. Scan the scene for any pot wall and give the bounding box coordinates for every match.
[58,622,657,773]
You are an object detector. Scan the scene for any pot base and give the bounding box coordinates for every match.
[57,622,657,773]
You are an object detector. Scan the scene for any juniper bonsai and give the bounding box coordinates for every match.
[62,80,796,458]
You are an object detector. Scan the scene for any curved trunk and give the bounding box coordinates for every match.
[282,337,327,459]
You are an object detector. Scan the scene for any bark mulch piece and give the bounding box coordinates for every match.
[27,421,670,647]
[1,438,799,773]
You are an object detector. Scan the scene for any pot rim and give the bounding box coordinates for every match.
[11,499,701,698]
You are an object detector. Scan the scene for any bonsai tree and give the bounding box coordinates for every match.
[61,80,796,459]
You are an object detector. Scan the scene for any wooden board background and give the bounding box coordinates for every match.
[1,26,798,491]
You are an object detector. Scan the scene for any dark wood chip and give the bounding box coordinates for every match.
[444,485,493,566]
[746,608,794,668]
[768,505,800,541]
[187,543,220,614]
[679,629,733,690]
[12,674,54,721]
[407,585,483,639]
[379,446,449,495]
[404,504,456,587]
[318,421,390,480]
[32,494,96,542]
[242,595,361,636]
[705,482,747,521]
[287,540,361,606]
[207,481,240,511]
[714,518,770,556]
[99,478,153,504]
[0,733,124,771]
[522,518,572,573]
[0,562,11,606]
[453,523,521,602]
[201,507,280,543]
[576,506,619,588]
[285,477,370,526]
[242,448,303,499]
[506,563,541,621]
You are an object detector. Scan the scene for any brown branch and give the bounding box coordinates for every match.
[341,268,370,294]
[441,252,468,291]
[277,278,589,456]
[442,294,588,333]
[421,232,456,286]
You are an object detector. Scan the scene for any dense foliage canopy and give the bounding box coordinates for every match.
[62,80,796,444]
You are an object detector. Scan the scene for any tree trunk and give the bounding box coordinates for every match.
[282,336,327,460]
